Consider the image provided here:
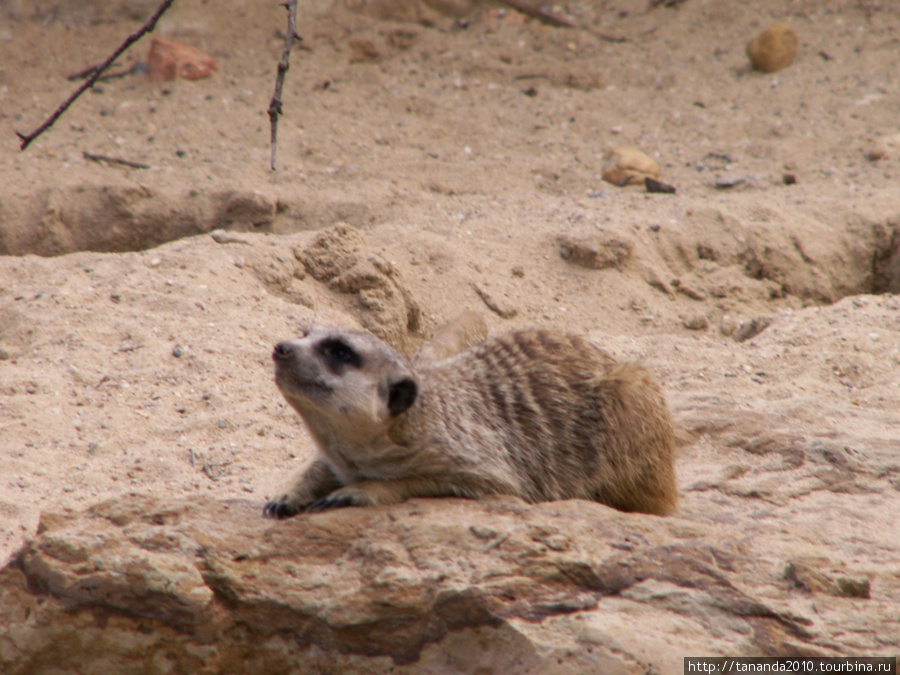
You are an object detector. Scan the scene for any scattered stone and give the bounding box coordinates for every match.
[682,314,709,330]
[645,177,676,194]
[866,132,900,161]
[671,278,706,300]
[210,230,252,245]
[172,346,183,358]
[557,232,634,270]
[647,276,672,295]
[385,28,418,51]
[602,147,660,187]
[220,190,277,230]
[836,577,871,599]
[147,37,217,83]
[785,560,871,599]
[714,175,747,189]
[733,316,772,342]
[349,38,380,63]
[782,173,797,185]
[472,282,517,319]
[551,66,602,91]
[746,24,798,73]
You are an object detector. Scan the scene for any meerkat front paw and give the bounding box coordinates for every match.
[306,494,357,513]
[263,459,342,519]
[263,494,309,519]
[305,485,378,513]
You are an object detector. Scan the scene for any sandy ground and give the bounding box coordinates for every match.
[1,0,899,632]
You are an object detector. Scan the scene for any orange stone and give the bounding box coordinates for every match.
[147,37,217,83]
[746,24,798,73]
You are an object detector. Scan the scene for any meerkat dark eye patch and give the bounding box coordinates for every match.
[318,338,362,371]
[387,378,417,416]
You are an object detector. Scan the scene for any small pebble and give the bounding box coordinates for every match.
[172,346,183,358]
[557,233,634,270]
[602,147,659,187]
[645,177,676,194]
[746,23,798,73]
[715,176,747,189]
[683,315,709,331]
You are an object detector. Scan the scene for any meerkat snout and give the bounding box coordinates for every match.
[272,342,294,361]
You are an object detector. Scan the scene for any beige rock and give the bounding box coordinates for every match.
[602,148,660,187]
[349,37,381,63]
[746,24,798,73]
[220,189,277,230]
[867,132,900,161]
[295,223,422,352]
[557,231,634,270]
[148,37,217,83]
[682,314,709,330]
[0,494,821,673]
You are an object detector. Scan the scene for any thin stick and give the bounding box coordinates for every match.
[268,0,302,171]
[67,60,147,83]
[16,0,176,151]
[83,151,151,169]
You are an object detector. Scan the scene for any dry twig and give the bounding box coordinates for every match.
[16,0,176,151]
[67,60,148,83]
[268,0,302,171]
[83,151,151,169]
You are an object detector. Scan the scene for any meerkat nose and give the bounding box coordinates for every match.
[273,342,294,361]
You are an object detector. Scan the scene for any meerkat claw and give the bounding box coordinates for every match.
[263,500,302,519]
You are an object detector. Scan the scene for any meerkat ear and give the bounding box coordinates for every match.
[388,378,417,416]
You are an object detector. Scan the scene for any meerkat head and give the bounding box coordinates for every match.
[272,326,418,437]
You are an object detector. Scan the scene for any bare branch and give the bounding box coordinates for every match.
[83,151,151,169]
[16,0,177,151]
[268,0,302,171]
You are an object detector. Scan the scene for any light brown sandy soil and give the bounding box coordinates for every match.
[1,0,899,660]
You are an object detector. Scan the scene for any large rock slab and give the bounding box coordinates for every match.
[1,495,821,674]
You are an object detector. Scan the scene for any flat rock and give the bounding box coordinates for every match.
[1,495,822,673]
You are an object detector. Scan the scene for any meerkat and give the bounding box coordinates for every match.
[264,314,678,518]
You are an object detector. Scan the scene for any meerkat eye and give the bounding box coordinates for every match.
[318,338,362,370]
